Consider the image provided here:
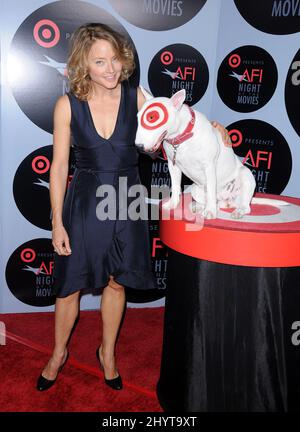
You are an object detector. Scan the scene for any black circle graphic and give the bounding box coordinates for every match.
[8,0,140,133]
[109,0,207,31]
[217,45,278,113]
[234,0,300,35]
[148,44,209,105]
[5,238,56,307]
[285,49,300,137]
[13,145,76,230]
[228,119,292,194]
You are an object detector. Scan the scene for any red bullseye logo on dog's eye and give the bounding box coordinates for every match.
[146,111,159,123]
[141,103,169,130]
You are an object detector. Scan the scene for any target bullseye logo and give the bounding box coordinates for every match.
[13,145,76,230]
[33,19,60,48]
[141,103,169,130]
[20,248,36,263]
[217,45,278,113]
[5,238,56,307]
[32,155,50,174]
[9,0,139,133]
[148,44,209,105]
[229,54,241,68]
[229,129,243,148]
[161,51,173,65]
[227,119,292,194]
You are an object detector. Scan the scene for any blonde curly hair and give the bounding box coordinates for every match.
[67,23,135,100]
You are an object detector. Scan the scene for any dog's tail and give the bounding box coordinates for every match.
[251,197,289,206]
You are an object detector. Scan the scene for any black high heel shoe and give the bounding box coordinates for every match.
[96,346,123,390]
[36,350,69,391]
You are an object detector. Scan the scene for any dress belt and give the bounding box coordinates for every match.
[76,164,138,173]
[66,164,139,223]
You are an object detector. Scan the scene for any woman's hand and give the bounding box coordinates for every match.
[211,121,232,147]
[52,225,72,256]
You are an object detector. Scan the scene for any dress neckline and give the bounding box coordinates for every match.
[85,81,123,141]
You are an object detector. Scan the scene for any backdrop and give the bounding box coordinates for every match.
[1,0,299,313]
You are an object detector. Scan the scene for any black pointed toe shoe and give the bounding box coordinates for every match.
[96,346,123,390]
[36,350,69,391]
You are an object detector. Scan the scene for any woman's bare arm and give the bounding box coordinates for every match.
[50,95,72,255]
[50,95,71,227]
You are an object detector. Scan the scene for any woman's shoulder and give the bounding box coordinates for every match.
[55,93,71,107]
[56,92,82,110]
[53,94,72,121]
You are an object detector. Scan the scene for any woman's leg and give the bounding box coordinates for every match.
[41,290,80,379]
[99,276,125,379]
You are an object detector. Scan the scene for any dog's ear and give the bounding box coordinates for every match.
[170,89,186,110]
[139,86,153,101]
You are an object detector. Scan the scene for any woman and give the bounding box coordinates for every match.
[37,22,231,392]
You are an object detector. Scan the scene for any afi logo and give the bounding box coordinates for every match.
[291,321,300,346]
[38,261,54,276]
[163,66,196,81]
[243,150,272,169]
[291,61,300,85]
[241,69,263,83]
[152,238,167,257]
[175,67,196,81]
[23,261,54,276]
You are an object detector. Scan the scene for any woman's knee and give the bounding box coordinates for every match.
[56,290,80,305]
[108,276,124,291]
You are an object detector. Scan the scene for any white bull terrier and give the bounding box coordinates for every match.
[135,88,287,219]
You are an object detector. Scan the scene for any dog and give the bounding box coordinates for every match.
[135,87,287,219]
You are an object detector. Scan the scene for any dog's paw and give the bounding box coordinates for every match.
[202,206,217,219]
[231,207,249,219]
[190,201,204,214]
[162,196,180,210]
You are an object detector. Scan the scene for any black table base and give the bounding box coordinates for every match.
[157,249,300,412]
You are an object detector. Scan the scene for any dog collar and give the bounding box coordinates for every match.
[165,105,195,146]
[160,105,195,164]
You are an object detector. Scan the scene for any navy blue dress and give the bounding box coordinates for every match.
[52,81,157,298]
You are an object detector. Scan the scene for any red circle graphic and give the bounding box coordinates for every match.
[33,19,60,48]
[229,54,241,68]
[160,51,173,66]
[229,129,243,148]
[21,248,36,263]
[141,103,169,130]
[32,156,50,174]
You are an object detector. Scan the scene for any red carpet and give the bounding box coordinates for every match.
[0,308,164,412]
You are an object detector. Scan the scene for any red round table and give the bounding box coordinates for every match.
[157,194,300,411]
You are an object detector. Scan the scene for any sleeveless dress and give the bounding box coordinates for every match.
[52,81,157,297]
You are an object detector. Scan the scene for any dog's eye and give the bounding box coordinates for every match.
[146,110,159,123]
[141,102,169,130]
